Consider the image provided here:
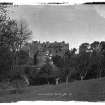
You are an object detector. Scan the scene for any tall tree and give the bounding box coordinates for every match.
[0,5,32,85]
[78,43,90,80]
[77,52,90,80]
[63,48,77,85]
[89,41,104,79]
[0,5,13,80]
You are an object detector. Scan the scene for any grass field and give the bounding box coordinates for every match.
[0,78,105,102]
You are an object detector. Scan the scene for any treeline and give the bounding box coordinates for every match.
[52,41,105,83]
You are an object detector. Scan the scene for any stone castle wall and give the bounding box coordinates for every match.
[22,41,69,59]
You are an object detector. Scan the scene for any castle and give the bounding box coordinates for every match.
[22,41,69,59]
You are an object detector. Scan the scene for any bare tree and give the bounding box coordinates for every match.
[9,19,32,53]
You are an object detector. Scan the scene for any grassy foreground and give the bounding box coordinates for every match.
[0,78,105,102]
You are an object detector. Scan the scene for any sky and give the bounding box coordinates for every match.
[8,4,105,49]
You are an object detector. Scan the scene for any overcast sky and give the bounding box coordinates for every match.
[9,4,105,49]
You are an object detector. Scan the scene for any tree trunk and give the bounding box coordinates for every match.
[56,78,59,85]
[80,76,84,80]
[22,75,30,86]
[65,76,69,87]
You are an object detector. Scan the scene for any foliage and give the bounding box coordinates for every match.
[0,5,32,82]
[16,50,30,65]
[52,55,64,67]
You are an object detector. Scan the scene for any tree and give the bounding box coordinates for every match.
[70,48,77,55]
[90,41,104,79]
[63,48,77,85]
[15,19,32,50]
[100,41,105,54]
[0,5,14,80]
[77,52,90,80]
[79,43,90,54]
[0,18,32,63]
[0,5,32,85]
[0,4,8,24]
[0,5,9,48]
[78,43,91,80]
[7,19,32,52]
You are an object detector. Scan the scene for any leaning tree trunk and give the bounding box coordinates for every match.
[22,75,30,86]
